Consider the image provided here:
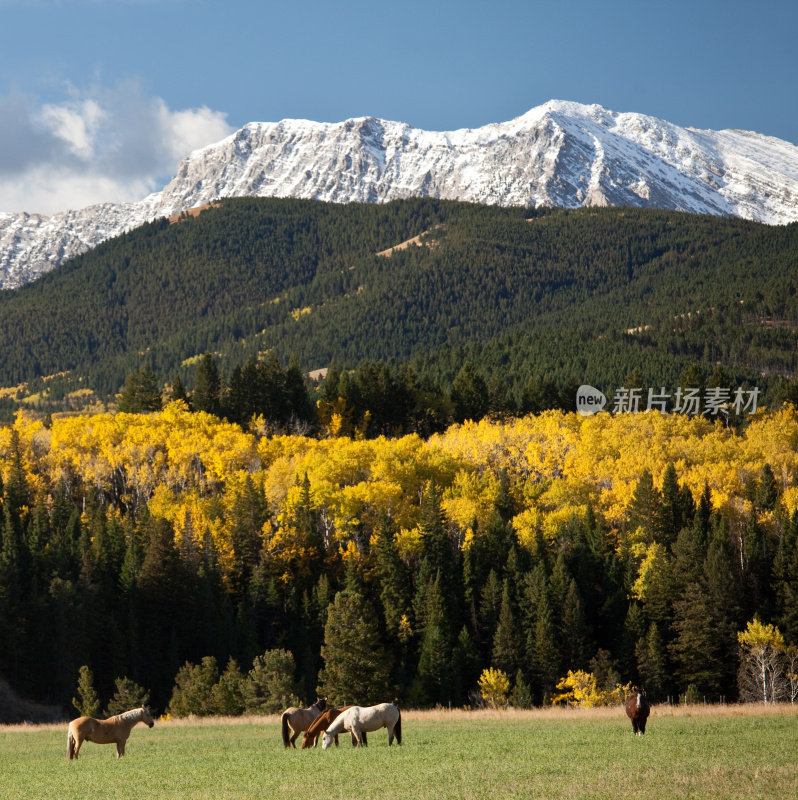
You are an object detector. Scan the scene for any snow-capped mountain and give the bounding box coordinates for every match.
[2,100,797,289]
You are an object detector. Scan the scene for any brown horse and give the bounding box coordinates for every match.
[67,706,155,759]
[625,688,650,735]
[281,697,327,748]
[301,705,367,749]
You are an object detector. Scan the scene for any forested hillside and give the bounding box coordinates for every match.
[1,405,798,714]
[1,199,797,419]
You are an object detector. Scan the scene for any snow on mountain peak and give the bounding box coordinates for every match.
[1,100,797,289]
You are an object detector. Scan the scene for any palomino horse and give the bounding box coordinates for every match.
[67,706,155,759]
[301,705,367,749]
[281,697,327,748]
[625,688,650,735]
[321,702,401,749]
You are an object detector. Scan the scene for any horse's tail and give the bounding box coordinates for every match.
[395,707,402,745]
[281,712,291,748]
[66,728,76,760]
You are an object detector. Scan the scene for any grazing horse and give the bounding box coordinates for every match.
[281,697,327,748]
[301,705,366,749]
[321,702,401,749]
[67,706,155,759]
[625,689,650,735]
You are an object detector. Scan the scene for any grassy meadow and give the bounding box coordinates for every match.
[1,705,796,800]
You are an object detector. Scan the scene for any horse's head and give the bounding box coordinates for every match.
[321,730,334,750]
[141,706,155,728]
[315,696,328,713]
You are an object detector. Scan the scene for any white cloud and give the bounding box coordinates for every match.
[0,82,233,215]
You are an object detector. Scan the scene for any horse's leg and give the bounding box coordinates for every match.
[290,727,299,748]
[72,735,82,759]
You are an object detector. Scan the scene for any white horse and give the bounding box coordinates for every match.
[321,703,401,749]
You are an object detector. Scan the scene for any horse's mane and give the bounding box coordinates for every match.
[118,707,145,723]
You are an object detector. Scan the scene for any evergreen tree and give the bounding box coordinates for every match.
[451,362,489,423]
[669,582,723,698]
[491,579,519,676]
[627,468,662,544]
[243,649,299,714]
[215,657,246,715]
[170,373,190,407]
[529,592,559,702]
[560,578,589,670]
[72,665,101,717]
[635,623,667,698]
[373,512,412,638]
[193,353,222,416]
[510,668,533,708]
[318,589,390,706]
[105,676,151,716]
[755,463,779,512]
[450,625,480,705]
[229,476,268,597]
[417,481,460,627]
[168,656,220,717]
[117,366,162,413]
[478,568,502,656]
[415,573,454,705]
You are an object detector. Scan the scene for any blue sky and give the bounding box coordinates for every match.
[1,0,795,214]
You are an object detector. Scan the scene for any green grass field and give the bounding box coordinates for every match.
[1,705,796,800]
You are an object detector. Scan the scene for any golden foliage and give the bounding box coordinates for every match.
[551,670,631,708]
[478,667,510,708]
[4,404,798,584]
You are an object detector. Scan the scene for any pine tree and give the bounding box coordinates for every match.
[560,578,589,670]
[529,592,559,703]
[318,589,390,706]
[491,579,519,676]
[510,668,533,708]
[627,468,662,544]
[451,362,489,422]
[72,665,101,717]
[755,463,779,512]
[373,512,411,637]
[193,353,222,416]
[635,623,667,698]
[243,649,299,714]
[450,625,480,705]
[415,574,454,705]
[478,568,502,656]
[105,676,150,716]
[229,476,268,596]
[117,366,162,413]
[669,582,723,698]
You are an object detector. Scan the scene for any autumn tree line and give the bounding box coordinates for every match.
[1,404,798,718]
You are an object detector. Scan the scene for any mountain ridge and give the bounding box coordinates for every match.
[1,99,797,289]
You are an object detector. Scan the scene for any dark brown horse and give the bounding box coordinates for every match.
[625,688,650,735]
[301,705,367,749]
